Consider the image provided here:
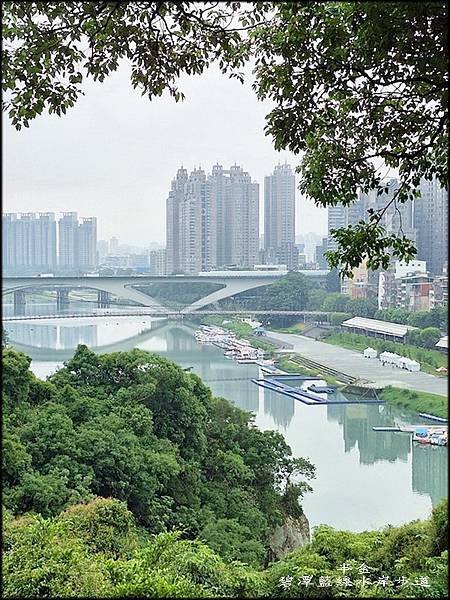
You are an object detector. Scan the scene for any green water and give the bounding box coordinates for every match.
[4,309,447,532]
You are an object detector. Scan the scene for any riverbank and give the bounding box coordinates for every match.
[6,314,447,531]
[276,357,447,419]
[323,331,448,376]
[380,386,448,420]
[275,356,342,387]
[265,331,447,396]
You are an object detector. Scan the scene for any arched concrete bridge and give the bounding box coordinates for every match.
[3,271,329,312]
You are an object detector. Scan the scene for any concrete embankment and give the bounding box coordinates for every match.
[269,331,447,396]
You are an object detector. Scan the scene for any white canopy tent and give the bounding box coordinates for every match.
[363,347,377,358]
[407,360,420,372]
[379,351,401,366]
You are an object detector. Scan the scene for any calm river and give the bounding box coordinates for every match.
[3,302,448,533]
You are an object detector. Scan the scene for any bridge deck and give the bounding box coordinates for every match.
[3,310,332,321]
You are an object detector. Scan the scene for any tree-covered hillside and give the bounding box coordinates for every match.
[2,344,315,568]
[2,344,448,597]
[3,496,447,597]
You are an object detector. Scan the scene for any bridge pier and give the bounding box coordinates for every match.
[56,289,70,309]
[13,290,26,315]
[97,291,110,308]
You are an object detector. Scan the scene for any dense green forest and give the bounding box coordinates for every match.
[3,496,447,597]
[2,343,448,597]
[3,344,315,569]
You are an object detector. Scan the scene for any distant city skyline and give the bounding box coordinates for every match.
[322,175,448,277]
[3,64,328,245]
[3,211,97,273]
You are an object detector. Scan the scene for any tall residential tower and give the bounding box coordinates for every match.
[2,212,57,272]
[264,163,296,268]
[414,177,448,276]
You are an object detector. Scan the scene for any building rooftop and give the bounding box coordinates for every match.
[436,335,448,349]
[342,316,416,338]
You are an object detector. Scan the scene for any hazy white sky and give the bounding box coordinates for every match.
[3,63,328,246]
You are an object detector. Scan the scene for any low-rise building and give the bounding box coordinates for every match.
[429,263,448,309]
[378,260,431,310]
[341,260,378,299]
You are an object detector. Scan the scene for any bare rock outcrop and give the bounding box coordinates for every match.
[268,513,310,561]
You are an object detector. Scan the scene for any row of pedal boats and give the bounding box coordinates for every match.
[194,325,265,362]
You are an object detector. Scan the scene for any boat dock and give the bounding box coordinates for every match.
[195,325,266,363]
[372,424,447,446]
[252,377,384,406]
[417,413,448,423]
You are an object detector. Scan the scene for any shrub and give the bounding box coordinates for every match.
[329,312,352,326]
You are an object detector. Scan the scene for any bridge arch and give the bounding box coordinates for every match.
[3,271,328,311]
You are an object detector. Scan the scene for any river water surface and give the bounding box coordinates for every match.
[4,302,447,533]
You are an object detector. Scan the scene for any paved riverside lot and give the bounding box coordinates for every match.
[269,332,448,397]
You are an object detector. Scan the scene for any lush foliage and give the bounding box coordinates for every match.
[406,307,448,331]
[135,282,225,309]
[376,306,448,331]
[380,386,448,420]
[229,274,378,319]
[328,312,352,326]
[2,2,270,129]
[246,272,313,312]
[374,307,411,325]
[2,344,315,567]
[415,327,442,349]
[4,3,447,276]
[324,331,448,375]
[253,1,448,276]
[3,496,447,597]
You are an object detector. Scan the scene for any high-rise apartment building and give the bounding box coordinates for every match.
[166,163,259,274]
[315,236,329,269]
[2,212,57,272]
[362,179,416,243]
[414,177,448,276]
[179,167,208,274]
[78,217,97,270]
[209,163,230,268]
[327,193,367,252]
[327,179,416,253]
[58,212,79,268]
[109,236,119,255]
[264,163,296,268]
[3,213,31,269]
[228,164,259,268]
[166,166,188,274]
[57,213,97,271]
[97,240,109,263]
[34,213,57,268]
[2,213,14,268]
[149,248,167,275]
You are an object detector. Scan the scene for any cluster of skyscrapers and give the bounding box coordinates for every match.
[166,162,297,274]
[3,212,97,274]
[319,176,448,278]
[4,170,446,285]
